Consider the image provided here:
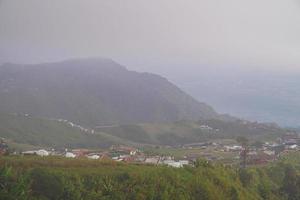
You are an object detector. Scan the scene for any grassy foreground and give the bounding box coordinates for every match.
[0,155,300,200]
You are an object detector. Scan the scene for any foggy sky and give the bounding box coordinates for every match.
[1,0,300,74]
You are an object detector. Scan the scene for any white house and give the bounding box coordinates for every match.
[65,152,76,158]
[87,155,100,159]
[179,160,189,165]
[145,157,160,165]
[166,161,183,168]
[161,159,187,168]
[36,149,49,157]
[162,159,174,165]
[130,150,137,155]
[288,144,298,150]
[22,150,36,155]
[224,145,242,151]
[22,149,49,156]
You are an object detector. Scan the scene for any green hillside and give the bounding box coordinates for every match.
[0,58,218,127]
[0,113,132,150]
[0,113,287,150]
[98,119,286,146]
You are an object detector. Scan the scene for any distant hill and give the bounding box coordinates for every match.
[0,58,218,127]
[0,58,285,149]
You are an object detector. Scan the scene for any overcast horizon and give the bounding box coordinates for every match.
[2,0,300,126]
[1,0,300,74]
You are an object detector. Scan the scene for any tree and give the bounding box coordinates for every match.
[0,166,30,200]
[281,165,300,200]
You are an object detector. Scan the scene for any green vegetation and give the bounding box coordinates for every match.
[0,113,134,150]
[0,113,286,151]
[0,59,218,127]
[100,119,286,146]
[1,154,300,200]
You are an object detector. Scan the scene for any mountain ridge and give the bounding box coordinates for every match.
[0,58,219,127]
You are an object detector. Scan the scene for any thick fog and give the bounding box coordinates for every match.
[1,0,300,126]
[1,0,300,72]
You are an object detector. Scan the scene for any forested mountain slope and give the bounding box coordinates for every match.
[0,58,218,127]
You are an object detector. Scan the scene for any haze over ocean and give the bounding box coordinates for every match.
[1,0,300,126]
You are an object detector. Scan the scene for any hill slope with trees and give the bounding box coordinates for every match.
[0,113,286,150]
[0,58,218,127]
[1,154,300,200]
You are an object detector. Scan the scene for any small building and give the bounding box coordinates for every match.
[87,154,100,159]
[112,156,119,160]
[145,157,160,165]
[22,149,49,157]
[162,159,174,165]
[36,149,49,157]
[179,160,189,165]
[22,150,37,156]
[224,145,242,152]
[167,161,183,168]
[72,149,89,157]
[65,152,76,158]
[287,144,298,150]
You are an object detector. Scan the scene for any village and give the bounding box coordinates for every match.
[1,132,300,168]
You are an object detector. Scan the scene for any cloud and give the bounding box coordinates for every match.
[1,0,300,72]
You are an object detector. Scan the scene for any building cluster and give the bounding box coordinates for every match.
[19,145,191,168]
[178,132,300,165]
[2,132,300,168]
[237,133,300,165]
[18,132,300,167]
